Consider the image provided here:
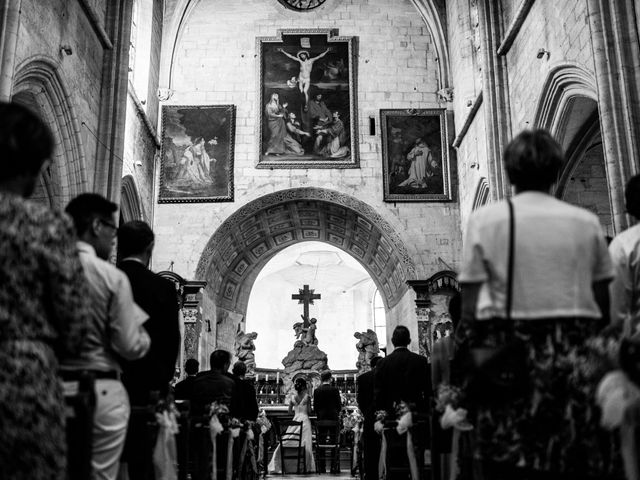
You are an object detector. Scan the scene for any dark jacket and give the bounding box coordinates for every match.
[356,369,376,426]
[174,375,197,402]
[313,383,342,420]
[191,370,236,416]
[232,376,259,421]
[374,346,431,415]
[119,260,181,405]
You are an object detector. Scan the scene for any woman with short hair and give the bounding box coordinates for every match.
[458,129,620,479]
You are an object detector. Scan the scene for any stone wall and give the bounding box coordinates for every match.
[154,0,463,289]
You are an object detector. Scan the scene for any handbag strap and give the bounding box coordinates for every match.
[506,198,515,321]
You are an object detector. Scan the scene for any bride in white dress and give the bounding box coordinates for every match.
[268,378,315,473]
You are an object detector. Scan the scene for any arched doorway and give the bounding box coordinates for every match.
[195,188,416,357]
[534,64,613,234]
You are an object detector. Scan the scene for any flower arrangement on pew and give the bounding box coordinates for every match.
[435,384,472,431]
[255,409,272,470]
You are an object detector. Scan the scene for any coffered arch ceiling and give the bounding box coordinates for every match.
[195,188,416,314]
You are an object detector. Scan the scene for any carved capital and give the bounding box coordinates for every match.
[157,88,174,101]
[437,87,454,102]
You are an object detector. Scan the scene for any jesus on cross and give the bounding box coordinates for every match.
[292,284,321,346]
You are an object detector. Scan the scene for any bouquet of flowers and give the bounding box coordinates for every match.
[342,408,364,433]
[373,410,387,434]
[435,384,462,413]
[256,408,271,435]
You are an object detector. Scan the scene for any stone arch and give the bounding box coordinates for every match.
[195,188,417,317]
[472,177,490,210]
[120,175,145,223]
[534,64,612,233]
[161,0,451,92]
[12,56,87,207]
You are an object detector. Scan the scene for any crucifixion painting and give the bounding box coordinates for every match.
[291,284,321,346]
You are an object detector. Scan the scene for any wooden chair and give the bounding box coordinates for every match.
[382,419,430,480]
[274,418,306,474]
[313,419,341,473]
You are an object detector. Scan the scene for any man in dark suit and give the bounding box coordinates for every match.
[175,358,200,402]
[374,326,431,476]
[314,370,343,473]
[231,361,259,421]
[191,350,236,415]
[357,356,382,480]
[118,220,181,480]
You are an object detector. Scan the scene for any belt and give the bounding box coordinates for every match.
[60,370,120,381]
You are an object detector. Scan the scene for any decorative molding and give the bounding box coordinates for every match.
[77,0,113,50]
[496,0,536,56]
[0,0,22,100]
[472,177,490,210]
[452,90,483,148]
[410,0,451,90]
[127,81,161,148]
[120,175,145,222]
[13,56,88,204]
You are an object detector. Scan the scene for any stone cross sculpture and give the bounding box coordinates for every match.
[235,328,258,376]
[291,284,321,347]
[354,329,380,373]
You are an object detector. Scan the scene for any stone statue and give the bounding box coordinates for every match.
[292,316,318,347]
[235,329,258,376]
[354,329,380,373]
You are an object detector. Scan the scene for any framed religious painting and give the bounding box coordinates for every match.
[380,109,452,202]
[256,28,359,168]
[158,105,235,203]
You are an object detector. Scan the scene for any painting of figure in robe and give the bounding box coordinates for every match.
[159,105,235,203]
[381,109,452,202]
[257,29,358,168]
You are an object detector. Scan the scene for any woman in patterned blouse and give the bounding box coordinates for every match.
[0,102,90,479]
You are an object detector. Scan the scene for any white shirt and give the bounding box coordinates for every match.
[459,191,613,320]
[609,223,640,330]
[62,241,150,372]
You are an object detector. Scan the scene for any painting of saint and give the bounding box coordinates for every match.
[381,109,452,202]
[159,105,235,203]
[257,29,358,168]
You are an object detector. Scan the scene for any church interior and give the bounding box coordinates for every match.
[3,0,640,478]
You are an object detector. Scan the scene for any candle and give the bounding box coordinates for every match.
[266,374,269,382]
[276,372,280,383]
[344,373,347,381]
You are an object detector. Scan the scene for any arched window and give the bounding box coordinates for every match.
[372,289,386,349]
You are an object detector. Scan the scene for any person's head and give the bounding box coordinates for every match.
[415,138,426,147]
[185,358,199,376]
[65,193,119,260]
[0,102,54,197]
[448,291,461,330]
[289,112,297,121]
[270,92,279,103]
[294,377,307,393]
[298,51,309,61]
[320,370,332,383]
[504,129,564,192]
[369,356,382,369]
[117,220,154,265]
[625,174,640,219]
[391,325,411,348]
[315,93,323,102]
[209,349,231,372]
[332,111,340,120]
[232,361,247,378]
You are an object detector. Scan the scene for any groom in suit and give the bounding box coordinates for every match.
[314,370,342,473]
[357,356,382,480]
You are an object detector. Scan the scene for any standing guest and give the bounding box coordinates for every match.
[458,129,615,480]
[62,193,151,480]
[231,361,259,421]
[117,220,181,480]
[314,370,342,473]
[609,173,640,334]
[374,325,431,473]
[374,325,431,416]
[357,356,382,480]
[191,350,236,415]
[175,358,200,401]
[0,102,90,480]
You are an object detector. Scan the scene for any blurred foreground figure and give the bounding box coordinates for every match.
[62,193,151,480]
[0,102,90,479]
[459,129,619,479]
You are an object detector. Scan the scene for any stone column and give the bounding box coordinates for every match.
[586,0,640,232]
[477,0,513,201]
[92,0,133,200]
[407,280,432,360]
[0,0,22,101]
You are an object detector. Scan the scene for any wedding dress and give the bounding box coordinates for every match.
[268,393,315,473]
